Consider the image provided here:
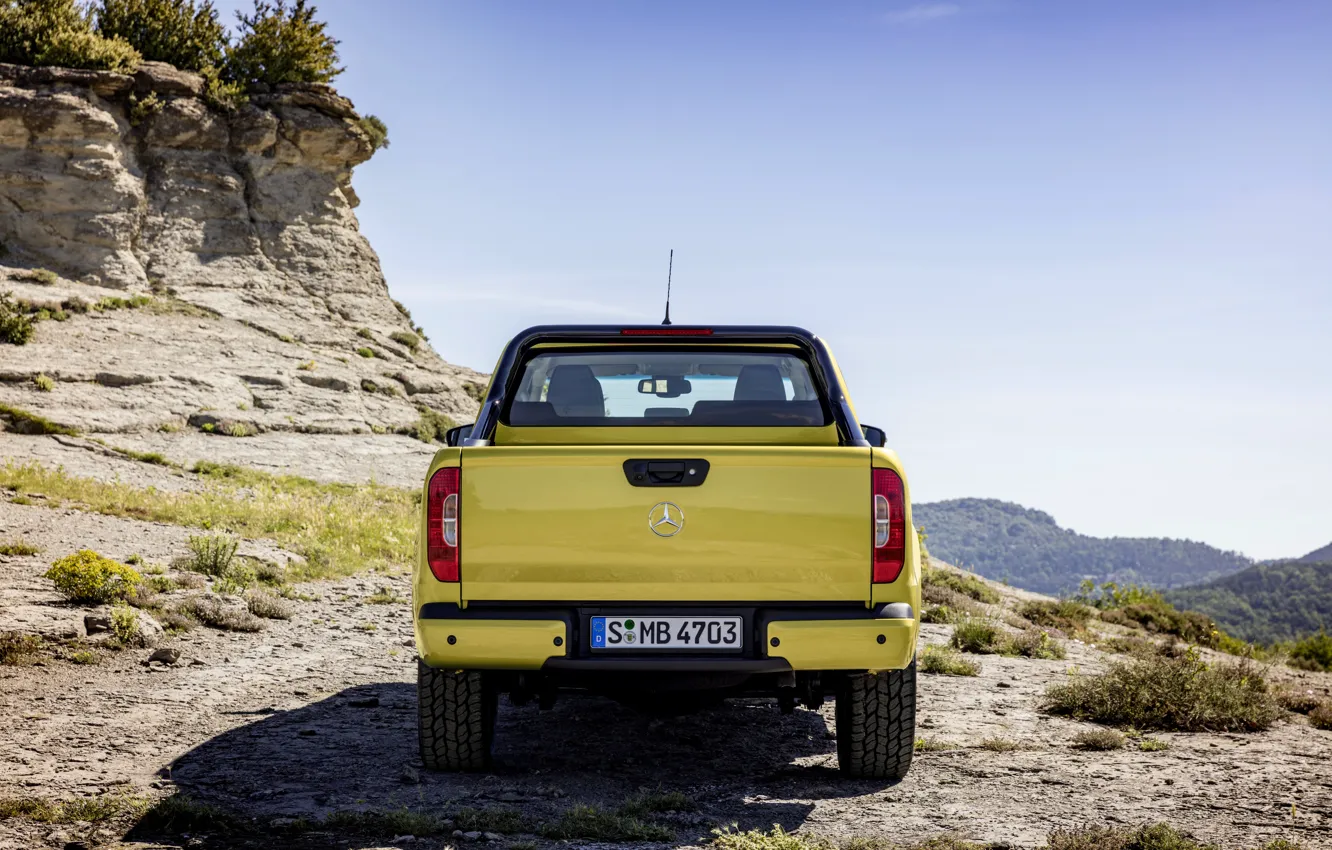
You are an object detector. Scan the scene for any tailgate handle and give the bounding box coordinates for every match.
[623,459,711,487]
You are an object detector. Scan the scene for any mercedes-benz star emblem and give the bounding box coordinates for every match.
[648,502,684,537]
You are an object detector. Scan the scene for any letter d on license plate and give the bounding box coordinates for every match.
[591,616,742,650]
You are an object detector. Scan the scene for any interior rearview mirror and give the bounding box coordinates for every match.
[445,423,474,447]
[861,424,887,447]
[637,376,692,398]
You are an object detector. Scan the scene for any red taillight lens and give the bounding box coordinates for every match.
[872,468,906,583]
[426,467,460,582]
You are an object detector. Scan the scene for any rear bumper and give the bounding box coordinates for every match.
[415,603,917,673]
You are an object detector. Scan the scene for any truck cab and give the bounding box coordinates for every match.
[413,325,920,779]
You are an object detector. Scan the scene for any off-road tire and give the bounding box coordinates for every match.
[418,661,496,771]
[835,660,916,779]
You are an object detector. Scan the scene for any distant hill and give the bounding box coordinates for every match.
[914,498,1252,595]
[1165,561,1332,644]
[1299,542,1332,563]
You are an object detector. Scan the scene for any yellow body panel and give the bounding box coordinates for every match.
[767,617,917,671]
[458,445,872,602]
[416,618,567,669]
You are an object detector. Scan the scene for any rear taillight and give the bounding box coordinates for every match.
[426,467,460,582]
[872,468,906,583]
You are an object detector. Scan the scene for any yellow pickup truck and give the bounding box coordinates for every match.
[412,325,921,778]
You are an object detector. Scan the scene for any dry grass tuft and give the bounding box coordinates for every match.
[1045,651,1282,732]
[0,538,41,556]
[0,632,43,665]
[0,461,415,580]
[244,589,293,620]
[919,644,981,676]
[1071,727,1126,751]
[175,594,264,632]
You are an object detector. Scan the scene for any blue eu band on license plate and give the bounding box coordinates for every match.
[590,616,743,650]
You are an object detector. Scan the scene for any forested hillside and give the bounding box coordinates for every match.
[1165,560,1332,643]
[914,498,1252,595]
[1299,542,1332,563]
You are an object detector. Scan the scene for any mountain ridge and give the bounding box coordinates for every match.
[915,497,1253,595]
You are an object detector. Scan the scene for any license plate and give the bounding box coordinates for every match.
[590,616,743,650]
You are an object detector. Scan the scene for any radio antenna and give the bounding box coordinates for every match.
[662,249,674,325]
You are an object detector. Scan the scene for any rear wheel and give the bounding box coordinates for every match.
[418,661,497,771]
[835,661,916,779]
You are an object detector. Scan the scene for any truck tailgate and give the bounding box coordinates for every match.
[459,445,872,602]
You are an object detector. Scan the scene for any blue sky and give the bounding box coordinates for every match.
[217,1,1330,559]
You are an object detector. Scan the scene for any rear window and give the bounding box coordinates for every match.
[502,349,830,427]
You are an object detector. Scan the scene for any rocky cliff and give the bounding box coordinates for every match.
[0,61,483,445]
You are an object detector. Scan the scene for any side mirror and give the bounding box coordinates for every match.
[445,423,474,447]
[861,424,887,447]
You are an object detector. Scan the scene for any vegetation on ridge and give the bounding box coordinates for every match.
[914,497,1252,594]
[1,0,367,117]
[1165,560,1332,645]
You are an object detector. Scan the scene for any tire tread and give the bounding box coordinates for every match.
[418,662,494,771]
[835,660,916,779]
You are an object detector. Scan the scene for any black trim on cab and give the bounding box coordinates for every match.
[463,325,870,447]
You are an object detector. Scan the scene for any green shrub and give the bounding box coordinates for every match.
[33,373,54,392]
[1310,702,1332,731]
[0,631,44,665]
[412,405,455,444]
[0,0,141,71]
[1044,650,1282,732]
[919,644,980,676]
[978,736,1021,752]
[950,618,1006,654]
[198,63,246,109]
[1138,737,1170,752]
[44,550,142,603]
[357,113,389,151]
[185,533,237,576]
[356,326,373,339]
[389,330,419,352]
[923,565,999,604]
[355,346,376,358]
[213,560,255,595]
[127,90,163,125]
[94,0,226,71]
[1019,599,1092,632]
[1011,628,1067,660]
[109,603,140,645]
[1288,631,1332,672]
[225,0,342,85]
[0,293,35,345]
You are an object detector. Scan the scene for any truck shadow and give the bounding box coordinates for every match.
[139,682,895,844]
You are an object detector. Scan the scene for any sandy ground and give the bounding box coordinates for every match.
[2,435,1331,850]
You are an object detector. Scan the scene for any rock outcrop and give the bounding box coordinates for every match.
[0,62,483,438]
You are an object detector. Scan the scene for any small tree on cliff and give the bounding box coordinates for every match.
[0,0,140,72]
[225,0,342,85]
[94,0,227,73]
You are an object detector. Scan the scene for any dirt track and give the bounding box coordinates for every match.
[3,436,1332,849]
